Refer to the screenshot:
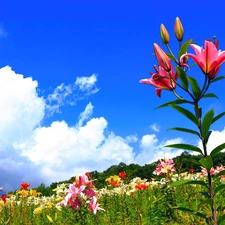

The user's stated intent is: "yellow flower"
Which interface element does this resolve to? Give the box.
[33,207,42,214]
[30,189,41,197]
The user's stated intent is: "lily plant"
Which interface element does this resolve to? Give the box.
[140,17,225,225]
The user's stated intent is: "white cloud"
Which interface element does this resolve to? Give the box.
[75,74,98,91]
[46,74,99,115]
[0,66,45,145]
[135,135,184,165]
[150,123,160,132]
[19,117,135,183]
[125,134,138,143]
[0,66,45,190]
[76,102,94,127]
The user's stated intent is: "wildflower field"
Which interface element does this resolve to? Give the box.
[2,15,225,225]
[1,158,225,225]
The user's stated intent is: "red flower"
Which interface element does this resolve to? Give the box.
[135,183,149,190]
[1,194,8,203]
[108,181,120,187]
[20,182,30,190]
[119,171,126,179]
[85,172,92,178]
[189,168,195,173]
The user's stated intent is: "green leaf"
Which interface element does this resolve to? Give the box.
[218,214,225,225]
[178,39,193,58]
[168,127,200,137]
[201,109,214,140]
[210,76,225,84]
[202,93,218,99]
[183,158,200,166]
[166,53,177,62]
[165,143,203,155]
[187,76,201,99]
[198,198,213,208]
[214,184,225,196]
[205,130,212,145]
[155,99,190,110]
[170,105,198,125]
[176,67,188,89]
[172,206,207,219]
[212,112,225,125]
[210,143,225,157]
[199,156,213,171]
[168,179,207,188]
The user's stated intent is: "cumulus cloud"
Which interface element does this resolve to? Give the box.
[0,66,45,190]
[19,117,135,183]
[135,135,184,165]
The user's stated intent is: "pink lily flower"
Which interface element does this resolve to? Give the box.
[140,65,177,97]
[180,40,225,79]
[89,196,105,215]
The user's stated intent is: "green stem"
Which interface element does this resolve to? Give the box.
[166,44,179,65]
[193,100,217,224]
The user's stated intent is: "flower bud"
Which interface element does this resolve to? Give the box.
[174,17,184,41]
[160,24,170,44]
[153,43,171,72]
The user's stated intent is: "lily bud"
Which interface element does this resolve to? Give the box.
[160,24,170,44]
[153,43,171,72]
[174,17,184,41]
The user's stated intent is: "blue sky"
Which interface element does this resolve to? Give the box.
[1,0,225,191]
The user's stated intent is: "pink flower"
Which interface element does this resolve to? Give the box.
[71,198,81,211]
[180,40,225,79]
[201,167,216,175]
[153,157,176,175]
[215,165,225,173]
[60,184,85,207]
[140,65,177,97]
[84,189,96,198]
[201,166,225,176]
[76,175,94,188]
[89,196,105,215]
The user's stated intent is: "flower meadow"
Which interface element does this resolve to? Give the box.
[1,158,225,225]
[2,17,225,224]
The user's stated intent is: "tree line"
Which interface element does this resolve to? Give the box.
[35,151,225,196]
